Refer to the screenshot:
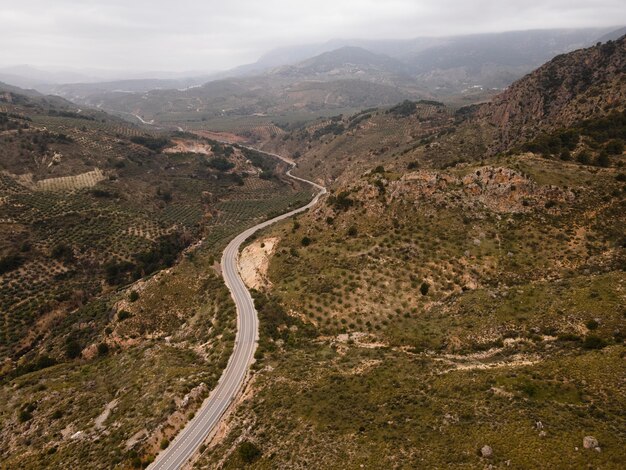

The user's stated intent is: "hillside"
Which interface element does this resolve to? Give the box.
[0,85,315,468]
[257,36,626,186]
[191,31,626,470]
[479,35,626,153]
[32,28,621,139]
[271,46,415,86]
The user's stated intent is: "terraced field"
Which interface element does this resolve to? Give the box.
[197,153,626,470]
[0,88,318,468]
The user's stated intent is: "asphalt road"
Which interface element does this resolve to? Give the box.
[148,154,325,470]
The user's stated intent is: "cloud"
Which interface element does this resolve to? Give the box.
[0,0,624,72]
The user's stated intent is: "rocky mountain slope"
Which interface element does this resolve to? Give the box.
[479,35,626,153]
[192,30,625,470]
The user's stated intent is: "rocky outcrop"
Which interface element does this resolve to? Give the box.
[478,35,626,153]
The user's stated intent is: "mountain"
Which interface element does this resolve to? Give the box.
[260,34,626,183]
[270,46,414,84]
[32,27,620,136]
[478,34,626,152]
[195,30,626,470]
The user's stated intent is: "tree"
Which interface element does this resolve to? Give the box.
[420,282,430,296]
[65,339,81,359]
[301,236,312,247]
[238,441,262,464]
[596,151,610,167]
[577,150,591,165]
[97,343,109,356]
[605,139,624,155]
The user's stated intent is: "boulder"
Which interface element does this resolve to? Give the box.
[481,445,493,458]
[583,436,598,449]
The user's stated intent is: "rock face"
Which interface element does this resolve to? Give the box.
[478,35,626,153]
[583,436,599,449]
[480,445,493,458]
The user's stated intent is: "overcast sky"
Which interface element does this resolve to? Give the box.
[0,0,625,73]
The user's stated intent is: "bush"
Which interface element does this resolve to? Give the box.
[420,282,430,296]
[577,151,591,165]
[130,135,170,152]
[51,243,74,263]
[347,226,358,237]
[585,319,599,330]
[0,253,23,274]
[65,339,81,359]
[129,290,140,302]
[582,335,607,350]
[328,191,354,211]
[301,236,312,247]
[97,342,109,356]
[596,151,610,167]
[207,156,234,172]
[118,310,132,321]
[238,441,262,464]
[388,100,417,117]
[18,409,33,423]
[605,139,624,155]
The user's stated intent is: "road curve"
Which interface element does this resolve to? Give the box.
[148,153,326,470]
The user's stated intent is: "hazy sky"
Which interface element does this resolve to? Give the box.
[0,0,624,73]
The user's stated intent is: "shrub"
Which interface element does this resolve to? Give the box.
[585,319,599,330]
[0,253,23,274]
[129,290,139,302]
[596,151,610,167]
[207,156,234,172]
[347,226,358,237]
[118,310,132,321]
[130,136,170,152]
[605,139,624,155]
[51,243,74,263]
[577,151,591,165]
[420,282,430,296]
[238,441,262,464]
[328,191,354,211]
[18,409,33,423]
[301,237,312,247]
[582,335,607,350]
[388,100,417,117]
[65,339,81,359]
[160,438,170,450]
[97,343,109,356]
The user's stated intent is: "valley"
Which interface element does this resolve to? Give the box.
[0,17,624,470]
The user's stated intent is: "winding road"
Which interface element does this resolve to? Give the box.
[148,152,326,470]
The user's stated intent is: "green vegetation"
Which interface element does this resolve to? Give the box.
[0,88,318,468]
[207,156,235,171]
[130,135,170,152]
[198,151,625,469]
[521,110,626,165]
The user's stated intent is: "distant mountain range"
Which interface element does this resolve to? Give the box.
[2,26,623,126]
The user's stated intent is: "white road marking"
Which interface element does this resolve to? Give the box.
[148,149,325,470]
